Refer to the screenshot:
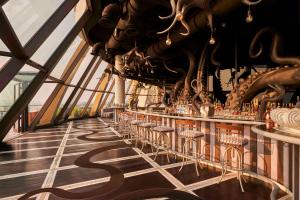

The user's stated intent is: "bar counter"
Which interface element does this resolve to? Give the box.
[126,110,298,199]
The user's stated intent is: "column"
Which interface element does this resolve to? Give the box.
[114,55,125,106]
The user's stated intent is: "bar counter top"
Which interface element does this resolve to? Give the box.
[126,110,265,125]
[252,125,300,145]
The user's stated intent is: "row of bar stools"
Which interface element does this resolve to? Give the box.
[177,120,205,176]
[216,123,248,192]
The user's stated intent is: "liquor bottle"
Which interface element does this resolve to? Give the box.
[264,105,274,129]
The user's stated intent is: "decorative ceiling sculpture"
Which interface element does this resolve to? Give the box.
[226,28,300,119]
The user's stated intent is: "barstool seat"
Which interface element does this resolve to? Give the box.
[153,126,174,132]
[139,122,157,128]
[178,130,204,138]
[130,120,144,125]
[220,135,248,146]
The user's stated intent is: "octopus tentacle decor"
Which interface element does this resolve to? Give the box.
[257,83,285,120]
[157,0,212,36]
[191,43,209,114]
[225,67,300,113]
[182,49,196,100]
[249,27,300,66]
[226,28,300,113]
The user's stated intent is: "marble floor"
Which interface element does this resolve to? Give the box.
[0,118,288,200]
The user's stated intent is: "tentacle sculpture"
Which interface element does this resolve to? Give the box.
[182,49,196,100]
[257,83,285,120]
[191,43,209,114]
[157,0,211,36]
[249,27,300,66]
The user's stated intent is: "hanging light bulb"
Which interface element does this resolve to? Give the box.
[138,72,141,77]
[209,34,215,45]
[246,6,253,23]
[151,69,154,74]
[165,32,172,46]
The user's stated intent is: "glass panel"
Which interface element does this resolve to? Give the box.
[3,0,65,45]
[50,36,82,78]
[86,61,108,89]
[0,39,9,52]
[31,9,77,65]
[28,83,57,124]
[0,56,11,71]
[70,50,93,85]
[70,90,92,118]
[0,65,38,120]
[58,86,75,110]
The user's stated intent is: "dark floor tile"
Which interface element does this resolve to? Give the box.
[194,176,287,200]
[150,153,182,166]
[49,171,173,200]
[166,163,222,185]
[63,141,125,154]
[14,135,64,142]
[0,173,46,198]
[60,147,138,167]
[1,140,62,151]
[0,157,53,176]
[54,157,152,187]
[0,148,58,162]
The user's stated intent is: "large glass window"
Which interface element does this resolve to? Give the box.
[70,90,92,118]
[2,0,65,45]
[50,36,82,79]
[30,8,78,65]
[70,49,93,85]
[0,56,10,71]
[0,39,9,52]
[28,82,57,124]
[0,65,38,120]
[86,61,108,90]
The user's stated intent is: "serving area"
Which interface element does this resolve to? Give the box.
[121,109,298,199]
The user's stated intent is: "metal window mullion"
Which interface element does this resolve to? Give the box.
[54,55,97,122]
[0,0,80,93]
[0,11,91,141]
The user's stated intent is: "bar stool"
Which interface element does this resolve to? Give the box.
[177,120,205,176]
[129,114,146,147]
[118,112,133,139]
[151,116,174,163]
[138,115,158,152]
[216,123,248,192]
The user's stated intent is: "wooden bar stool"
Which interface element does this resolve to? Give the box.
[216,123,248,192]
[177,120,204,176]
[151,116,174,162]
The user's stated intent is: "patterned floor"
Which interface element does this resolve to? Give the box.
[0,118,287,200]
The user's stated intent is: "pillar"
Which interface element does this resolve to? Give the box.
[114,55,125,106]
